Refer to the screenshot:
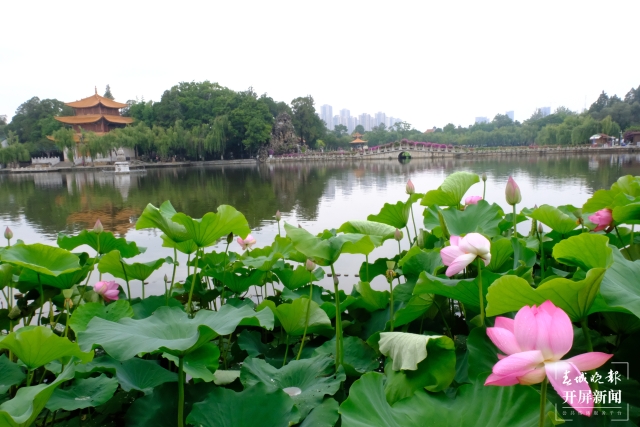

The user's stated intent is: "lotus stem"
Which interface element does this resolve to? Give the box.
[477,258,485,327]
[330,264,343,370]
[389,279,395,331]
[296,277,313,360]
[282,334,290,367]
[120,261,132,303]
[614,226,634,261]
[177,356,185,427]
[141,280,145,299]
[432,298,452,339]
[186,248,201,316]
[512,204,517,238]
[410,204,418,241]
[539,377,548,427]
[37,273,44,327]
[482,180,486,201]
[167,248,178,305]
[405,226,412,246]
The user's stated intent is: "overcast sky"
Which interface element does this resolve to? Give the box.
[2,0,638,130]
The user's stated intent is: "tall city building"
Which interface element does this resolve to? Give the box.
[320,104,333,130]
[475,117,489,124]
[333,115,341,129]
[359,113,374,131]
[375,112,386,128]
[540,107,551,117]
[506,111,514,121]
[388,117,401,128]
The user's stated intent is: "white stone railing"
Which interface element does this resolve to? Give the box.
[31,157,60,166]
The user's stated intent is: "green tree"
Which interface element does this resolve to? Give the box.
[291,96,325,147]
[333,124,347,138]
[104,85,114,100]
[6,97,72,144]
[354,124,365,134]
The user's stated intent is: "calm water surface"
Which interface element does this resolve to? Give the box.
[2,152,639,295]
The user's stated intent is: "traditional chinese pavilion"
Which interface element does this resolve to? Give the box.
[350,132,368,148]
[54,87,133,135]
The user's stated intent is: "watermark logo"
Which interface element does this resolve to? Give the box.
[555,362,629,422]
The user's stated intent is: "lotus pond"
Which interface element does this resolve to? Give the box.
[1,169,640,427]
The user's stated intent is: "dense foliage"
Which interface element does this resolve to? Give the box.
[1,173,639,426]
[2,83,639,165]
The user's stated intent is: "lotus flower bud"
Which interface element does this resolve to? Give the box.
[4,227,13,240]
[482,172,487,182]
[93,219,103,234]
[305,259,316,272]
[8,306,21,320]
[417,229,425,248]
[394,229,403,241]
[333,275,339,286]
[226,232,234,244]
[505,176,522,206]
[164,274,169,283]
[275,210,281,221]
[406,179,415,195]
[588,209,613,232]
[538,223,543,234]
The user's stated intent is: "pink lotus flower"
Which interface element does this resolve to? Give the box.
[4,227,13,240]
[505,176,521,205]
[406,179,415,195]
[588,209,613,232]
[93,219,104,234]
[465,196,483,205]
[485,301,612,416]
[93,281,119,302]
[237,234,256,250]
[440,233,491,276]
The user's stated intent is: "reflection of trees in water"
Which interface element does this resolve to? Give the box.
[1,154,639,238]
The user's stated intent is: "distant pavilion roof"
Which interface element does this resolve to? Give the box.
[55,115,134,125]
[65,93,128,109]
[350,132,367,144]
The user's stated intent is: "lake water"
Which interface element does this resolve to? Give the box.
[2,152,639,296]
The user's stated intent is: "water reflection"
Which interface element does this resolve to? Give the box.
[1,153,639,294]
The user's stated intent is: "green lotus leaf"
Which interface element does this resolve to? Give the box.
[367,201,411,230]
[163,342,219,382]
[0,363,74,427]
[78,304,272,360]
[485,238,514,272]
[391,293,434,328]
[611,175,640,197]
[466,327,502,381]
[272,264,323,290]
[599,247,640,318]
[240,355,345,419]
[57,230,143,258]
[420,171,480,207]
[171,205,250,247]
[135,201,190,242]
[414,270,500,310]
[313,336,379,376]
[132,295,184,319]
[299,398,339,427]
[1,243,81,277]
[338,220,396,242]
[46,374,118,411]
[378,332,452,371]
[77,355,177,394]
[485,268,607,321]
[274,298,332,336]
[285,224,376,265]
[398,246,443,277]
[0,263,14,290]
[206,268,267,294]
[18,264,92,290]
[160,233,198,255]
[339,372,547,427]
[383,337,455,404]
[350,281,389,312]
[0,355,26,394]
[583,188,617,213]
[186,383,296,427]
[528,204,577,235]
[98,250,168,282]
[441,200,504,237]
[240,236,298,271]
[69,300,134,333]
[0,326,93,370]
[551,233,613,271]
[359,256,395,282]
[237,330,270,357]
[213,370,240,385]
[613,201,640,225]
[125,382,215,427]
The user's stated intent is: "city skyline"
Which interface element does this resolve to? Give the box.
[319,104,402,133]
